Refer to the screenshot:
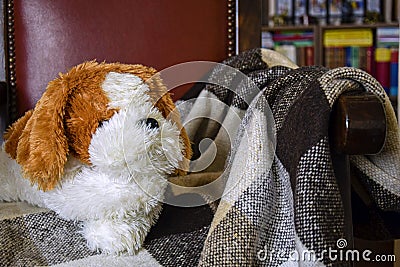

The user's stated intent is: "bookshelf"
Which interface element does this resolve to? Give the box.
[261,25,320,64]
[237,0,399,116]
[261,23,399,114]
[261,23,399,66]
[316,23,399,67]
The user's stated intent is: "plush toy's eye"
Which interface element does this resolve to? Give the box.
[144,118,159,129]
[98,120,108,128]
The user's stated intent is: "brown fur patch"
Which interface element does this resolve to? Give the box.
[3,109,33,159]
[4,61,192,190]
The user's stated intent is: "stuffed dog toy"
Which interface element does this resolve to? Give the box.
[0,61,192,254]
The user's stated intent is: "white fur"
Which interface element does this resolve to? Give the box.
[0,72,184,255]
[102,72,151,110]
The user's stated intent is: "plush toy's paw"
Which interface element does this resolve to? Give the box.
[82,219,146,255]
[81,206,161,255]
[0,148,46,206]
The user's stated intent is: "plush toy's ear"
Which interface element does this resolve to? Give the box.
[146,74,192,175]
[9,76,72,191]
[3,109,33,159]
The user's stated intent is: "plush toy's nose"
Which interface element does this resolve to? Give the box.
[145,118,159,129]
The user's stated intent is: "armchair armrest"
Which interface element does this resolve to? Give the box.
[329,91,389,263]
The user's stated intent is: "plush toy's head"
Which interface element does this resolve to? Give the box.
[3,61,192,191]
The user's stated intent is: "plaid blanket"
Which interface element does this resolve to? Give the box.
[1,48,399,266]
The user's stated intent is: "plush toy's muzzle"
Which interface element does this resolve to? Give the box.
[88,86,184,182]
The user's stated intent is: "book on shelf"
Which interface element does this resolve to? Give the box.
[324,47,346,68]
[375,27,399,98]
[305,46,314,66]
[375,47,391,93]
[390,48,398,97]
[376,27,400,47]
[372,47,399,109]
[328,0,342,24]
[328,0,342,16]
[366,0,381,13]
[294,46,315,66]
[261,31,274,49]
[267,0,398,26]
[351,0,365,17]
[345,46,360,68]
[268,44,315,66]
[323,28,374,73]
[338,46,373,72]
[309,0,327,24]
[323,28,374,47]
[261,29,315,66]
[323,27,399,98]
[272,30,314,41]
[276,0,292,16]
[275,45,297,63]
[294,0,307,23]
[365,46,375,75]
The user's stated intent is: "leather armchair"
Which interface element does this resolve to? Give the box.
[0,0,235,130]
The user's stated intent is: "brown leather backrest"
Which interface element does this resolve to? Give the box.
[13,0,230,116]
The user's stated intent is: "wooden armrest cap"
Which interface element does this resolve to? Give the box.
[330,92,386,155]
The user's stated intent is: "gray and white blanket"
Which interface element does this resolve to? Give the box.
[1,48,399,266]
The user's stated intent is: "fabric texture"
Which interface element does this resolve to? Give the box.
[1,48,399,266]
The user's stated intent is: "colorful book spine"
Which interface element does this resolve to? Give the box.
[276,0,293,22]
[305,46,314,66]
[365,47,375,75]
[294,0,306,23]
[324,47,347,68]
[375,47,392,94]
[352,0,365,17]
[268,30,315,66]
[345,47,360,68]
[352,46,360,68]
[376,27,400,47]
[273,31,314,41]
[345,47,352,67]
[390,49,399,97]
[324,47,334,68]
[261,31,274,49]
[324,29,373,47]
[359,47,368,72]
[328,0,342,21]
[308,0,327,22]
[296,46,305,66]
